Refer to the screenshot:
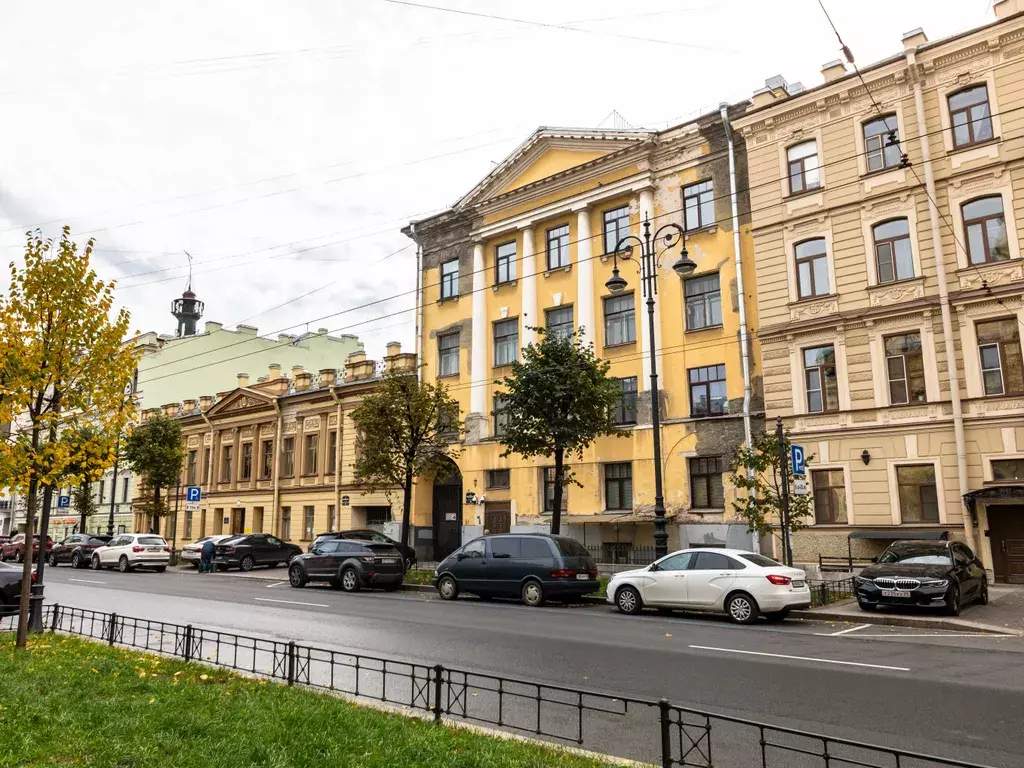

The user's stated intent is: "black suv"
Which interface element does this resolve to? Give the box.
[433,534,598,606]
[288,539,404,592]
[213,534,303,571]
[310,529,416,568]
[48,534,111,569]
[855,540,988,616]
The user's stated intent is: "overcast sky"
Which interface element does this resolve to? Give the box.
[0,0,989,371]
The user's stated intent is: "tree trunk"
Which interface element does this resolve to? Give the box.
[152,484,160,534]
[17,476,38,648]
[551,447,564,535]
[79,483,88,533]
[400,464,414,562]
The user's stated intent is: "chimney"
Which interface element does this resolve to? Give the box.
[236,324,257,336]
[385,341,402,358]
[183,399,197,414]
[161,402,179,418]
[902,27,928,51]
[821,60,846,83]
[142,407,160,422]
[994,0,1020,19]
[295,371,312,391]
[268,363,281,380]
[237,372,249,388]
[319,368,337,386]
[216,390,233,401]
[346,350,375,381]
[205,321,223,333]
[199,396,214,412]
[291,365,304,380]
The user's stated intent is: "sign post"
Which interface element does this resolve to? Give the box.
[776,417,795,567]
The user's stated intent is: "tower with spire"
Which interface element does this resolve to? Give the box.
[170,251,204,336]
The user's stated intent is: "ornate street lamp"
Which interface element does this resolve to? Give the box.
[605,214,695,559]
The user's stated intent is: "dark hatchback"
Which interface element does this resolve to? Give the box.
[433,534,599,607]
[213,534,303,571]
[0,562,30,616]
[309,529,416,568]
[289,539,405,592]
[856,540,988,616]
[48,534,112,568]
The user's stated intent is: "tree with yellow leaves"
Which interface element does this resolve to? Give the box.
[0,228,137,648]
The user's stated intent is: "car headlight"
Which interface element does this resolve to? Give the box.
[919,579,948,590]
[855,576,874,585]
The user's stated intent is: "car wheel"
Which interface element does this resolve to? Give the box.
[286,552,298,564]
[71,552,82,569]
[857,599,875,612]
[764,610,790,623]
[340,567,360,593]
[945,584,962,617]
[216,564,229,572]
[726,592,759,624]
[48,552,58,568]
[288,565,307,588]
[91,555,102,571]
[154,566,166,573]
[978,579,989,606]
[615,585,643,616]
[239,555,255,572]
[118,555,132,574]
[382,582,401,593]
[15,550,23,563]
[267,562,278,569]
[521,579,545,607]
[437,574,458,600]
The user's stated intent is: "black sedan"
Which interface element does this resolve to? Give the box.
[48,534,112,569]
[213,534,302,571]
[855,540,988,616]
[1,562,29,617]
[309,529,416,568]
[289,540,404,592]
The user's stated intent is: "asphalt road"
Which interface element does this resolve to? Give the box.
[37,565,1024,767]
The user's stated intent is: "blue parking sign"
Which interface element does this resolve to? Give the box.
[790,445,806,477]
[186,486,202,503]
[57,495,71,509]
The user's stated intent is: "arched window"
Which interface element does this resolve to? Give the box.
[794,238,828,299]
[949,85,994,149]
[962,196,1009,264]
[872,218,914,283]
[863,115,900,172]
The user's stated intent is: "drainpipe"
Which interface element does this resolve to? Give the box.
[906,49,975,552]
[409,222,424,382]
[329,386,342,527]
[271,401,283,538]
[200,413,215,537]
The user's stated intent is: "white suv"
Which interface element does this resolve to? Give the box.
[92,534,170,573]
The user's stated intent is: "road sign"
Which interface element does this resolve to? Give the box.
[57,495,71,509]
[185,486,201,503]
[793,477,808,495]
[790,444,806,477]
[184,501,200,512]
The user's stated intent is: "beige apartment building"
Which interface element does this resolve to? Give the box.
[734,1,1024,581]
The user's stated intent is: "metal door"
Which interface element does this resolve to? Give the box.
[989,505,1024,583]
[432,463,463,561]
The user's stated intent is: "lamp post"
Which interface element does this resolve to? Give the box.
[605,214,696,560]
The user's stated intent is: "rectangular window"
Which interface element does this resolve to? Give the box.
[187,450,198,486]
[603,294,635,346]
[949,85,993,149]
[486,469,510,489]
[863,115,901,172]
[203,447,211,484]
[122,476,129,502]
[690,457,724,508]
[684,274,722,330]
[612,376,638,425]
[978,318,1024,395]
[440,259,459,299]
[221,445,233,482]
[260,440,274,479]
[683,180,715,231]
[304,434,319,475]
[873,219,915,283]
[545,306,574,340]
[992,460,1024,482]
[604,463,633,511]
[184,509,193,539]
[803,345,838,413]
[546,224,570,269]
[282,437,295,477]
[603,206,630,254]
[885,333,926,405]
[543,467,568,512]
[897,465,939,523]
[366,506,392,526]
[795,239,829,299]
[438,331,460,376]
[495,241,517,285]
[492,395,509,438]
[241,443,253,481]
[963,196,1009,265]
[303,506,315,539]
[812,469,847,524]
[327,431,337,474]
[280,507,291,541]
[688,364,727,417]
[493,319,518,367]
[787,140,820,194]
[327,504,337,531]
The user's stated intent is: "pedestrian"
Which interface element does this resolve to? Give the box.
[200,537,215,574]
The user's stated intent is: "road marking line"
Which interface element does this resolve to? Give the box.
[68,578,106,585]
[254,597,328,608]
[265,581,290,588]
[688,644,911,672]
[852,633,1009,638]
[816,623,871,637]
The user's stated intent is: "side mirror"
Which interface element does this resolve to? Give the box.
[648,562,659,572]
[456,552,467,561]
[870,556,879,564]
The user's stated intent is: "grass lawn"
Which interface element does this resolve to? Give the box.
[0,634,616,768]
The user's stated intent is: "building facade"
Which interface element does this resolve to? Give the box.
[161,345,413,549]
[405,112,761,562]
[734,1,1024,580]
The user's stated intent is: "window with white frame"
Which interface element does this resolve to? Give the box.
[885,332,926,405]
[787,141,821,194]
[683,180,714,231]
[603,294,635,345]
[962,196,1009,265]
[794,238,829,299]
[863,115,901,172]
[495,241,517,285]
[873,219,915,283]
[803,345,838,413]
[977,318,1024,396]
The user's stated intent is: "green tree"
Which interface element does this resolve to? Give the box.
[122,413,184,534]
[62,423,115,533]
[0,228,136,647]
[71,482,98,532]
[351,367,461,555]
[730,428,815,562]
[498,328,623,535]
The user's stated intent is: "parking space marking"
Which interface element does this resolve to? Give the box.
[815,623,871,637]
[265,581,290,588]
[254,597,329,608]
[68,578,106,585]
[688,644,911,672]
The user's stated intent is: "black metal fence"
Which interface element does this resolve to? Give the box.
[1,604,995,768]
[585,544,657,565]
[807,577,857,607]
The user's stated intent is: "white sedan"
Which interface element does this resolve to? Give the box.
[181,534,235,566]
[607,548,811,624]
[92,534,170,573]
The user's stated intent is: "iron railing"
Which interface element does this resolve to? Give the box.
[585,544,657,565]
[0,604,996,768]
[819,553,875,572]
[807,577,857,607]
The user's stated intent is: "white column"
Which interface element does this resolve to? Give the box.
[575,206,595,345]
[520,225,538,347]
[470,242,487,417]
[638,190,662,388]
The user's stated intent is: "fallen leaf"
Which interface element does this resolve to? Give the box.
[148,698,156,704]
[200,674,209,681]
[665,633,672,637]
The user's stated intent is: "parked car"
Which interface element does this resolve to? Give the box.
[855,540,988,616]
[181,534,235,567]
[48,534,112,569]
[0,562,32,616]
[213,533,302,571]
[608,549,810,624]
[1,534,54,563]
[434,534,599,607]
[91,533,170,573]
[289,539,405,592]
[310,529,417,568]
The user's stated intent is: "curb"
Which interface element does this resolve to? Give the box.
[789,607,1023,636]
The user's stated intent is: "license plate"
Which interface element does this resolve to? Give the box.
[381,558,398,564]
[576,573,590,580]
[147,547,161,552]
[792,580,805,588]
[881,589,911,598]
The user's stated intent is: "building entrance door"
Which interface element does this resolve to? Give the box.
[230,508,246,535]
[483,501,511,534]
[988,505,1024,584]
[432,459,462,561]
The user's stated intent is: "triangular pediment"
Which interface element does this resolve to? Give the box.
[206,387,276,417]
[456,128,651,209]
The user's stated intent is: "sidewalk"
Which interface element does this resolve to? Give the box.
[792,585,1024,635]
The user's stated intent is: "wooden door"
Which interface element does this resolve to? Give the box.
[484,502,511,535]
[988,505,1024,584]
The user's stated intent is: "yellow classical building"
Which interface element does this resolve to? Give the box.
[404,110,760,563]
[733,1,1024,580]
